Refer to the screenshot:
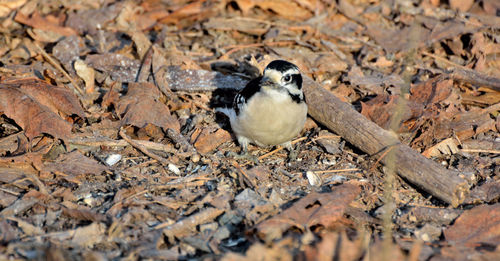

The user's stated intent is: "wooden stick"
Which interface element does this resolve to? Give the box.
[119,128,172,167]
[422,51,500,91]
[33,42,84,96]
[302,77,469,207]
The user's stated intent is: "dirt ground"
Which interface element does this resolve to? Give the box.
[0,0,499,260]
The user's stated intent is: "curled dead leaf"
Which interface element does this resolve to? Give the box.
[422,138,460,158]
[0,78,84,140]
[444,203,500,247]
[74,59,95,94]
[116,82,180,132]
[256,183,360,242]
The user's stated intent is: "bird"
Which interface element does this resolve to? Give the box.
[217,60,308,156]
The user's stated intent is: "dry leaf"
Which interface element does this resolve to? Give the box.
[449,0,474,12]
[43,151,109,185]
[193,127,232,154]
[0,78,85,140]
[85,53,140,82]
[422,137,460,158]
[0,0,27,17]
[116,82,180,132]
[74,59,95,94]
[71,222,106,248]
[444,203,500,247]
[235,0,311,20]
[360,95,423,131]
[256,183,360,241]
[14,11,76,36]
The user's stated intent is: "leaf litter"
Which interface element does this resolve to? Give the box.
[0,0,499,260]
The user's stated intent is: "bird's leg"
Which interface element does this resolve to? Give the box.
[282,141,299,161]
[226,136,259,163]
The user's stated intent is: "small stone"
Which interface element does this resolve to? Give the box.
[306,171,322,187]
[168,164,181,175]
[105,154,122,166]
[191,153,200,163]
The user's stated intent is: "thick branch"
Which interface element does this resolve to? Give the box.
[303,77,469,207]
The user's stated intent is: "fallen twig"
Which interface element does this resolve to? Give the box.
[302,76,469,207]
[422,51,500,91]
[119,128,172,167]
[33,42,84,96]
[165,128,199,157]
[157,207,225,242]
[69,136,178,154]
[461,149,500,154]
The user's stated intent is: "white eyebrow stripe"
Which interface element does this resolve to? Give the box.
[264,68,300,77]
[283,68,300,75]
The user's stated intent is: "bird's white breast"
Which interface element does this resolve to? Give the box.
[230,89,307,146]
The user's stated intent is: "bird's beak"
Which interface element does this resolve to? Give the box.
[261,76,277,88]
[261,76,273,86]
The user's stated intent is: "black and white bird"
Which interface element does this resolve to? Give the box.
[218,60,308,154]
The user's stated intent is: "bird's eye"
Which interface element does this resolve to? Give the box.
[283,75,292,83]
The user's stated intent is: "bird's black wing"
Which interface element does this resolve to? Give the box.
[233,76,262,115]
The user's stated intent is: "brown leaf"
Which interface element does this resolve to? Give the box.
[221,243,293,261]
[304,231,364,261]
[0,220,18,244]
[444,203,500,247]
[161,207,224,242]
[483,0,500,15]
[256,183,360,241]
[235,0,312,20]
[158,0,222,26]
[0,190,17,208]
[347,66,404,95]
[14,11,76,36]
[62,207,107,223]
[1,77,85,118]
[449,0,474,13]
[193,127,232,154]
[0,77,85,140]
[43,151,108,185]
[435,106,497,141]
[65,3,122,35]
[0,0,26,18]
[313,53,348,74]
[366,23,430,53]
[204,17,270,36]
[465,180,500,204]
[428,20,479,44]
[71,222,105,248]
[360,95,423,131]
[74,60,95,94]
[116,82,180,132]
[7,217,44,236]
[410,78,453,105]
[422,138,459,158]
[437,245,500,261]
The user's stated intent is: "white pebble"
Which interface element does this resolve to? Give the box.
[168,164,181,175]
[105,154,122,166]
[306,171,322,187]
